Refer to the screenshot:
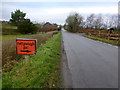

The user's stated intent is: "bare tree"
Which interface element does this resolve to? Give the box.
[85,14,95,29]
[66,12,83,32]
[93,14,103,29]
[103,14,118,29]
[110,15,118,29]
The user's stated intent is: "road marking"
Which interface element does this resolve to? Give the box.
[113,46,118,48]
[96,40,118,48]
[102,42,107,45]
[107,44,113,46]
[84,36,118,49]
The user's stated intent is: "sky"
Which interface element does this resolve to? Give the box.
[1,0,119,25]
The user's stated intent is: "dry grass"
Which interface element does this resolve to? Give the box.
[2,31,58,72]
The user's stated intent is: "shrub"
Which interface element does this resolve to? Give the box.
[10,9,26,26]
[18,19,38,34]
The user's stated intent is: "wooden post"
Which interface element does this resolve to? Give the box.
[24,55,30,65]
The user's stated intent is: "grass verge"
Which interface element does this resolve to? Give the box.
[84,35,119,45]
[2,32,61,88]
[0,76,2,90]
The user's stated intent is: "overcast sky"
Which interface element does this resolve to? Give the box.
[1,0,119,25]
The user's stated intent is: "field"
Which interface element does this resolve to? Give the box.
[1,25,47,41]
[1,25,19,35]
[2,32,61,88]
[2,34,31,41]
[0,26,17,29]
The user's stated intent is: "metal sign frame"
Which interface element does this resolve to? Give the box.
[16,38,37,55]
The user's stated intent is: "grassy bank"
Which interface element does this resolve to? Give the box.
[2,32,61,88]
[84,35,119,45]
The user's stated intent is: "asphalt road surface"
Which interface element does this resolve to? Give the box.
[62,29,118,88]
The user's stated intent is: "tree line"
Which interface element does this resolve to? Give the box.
[8,9,60,34]
[64,12,118,32]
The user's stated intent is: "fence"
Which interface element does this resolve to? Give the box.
[85,29,119,40]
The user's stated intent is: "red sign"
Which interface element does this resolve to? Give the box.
[16,38,37,55]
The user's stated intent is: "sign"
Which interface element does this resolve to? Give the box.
[16,38,37,55]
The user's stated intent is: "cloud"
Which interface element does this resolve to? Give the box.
[1,3,118,24]
[2,0,119,2]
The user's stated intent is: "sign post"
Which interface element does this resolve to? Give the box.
[24,55,30,64]
[16,38,37,64]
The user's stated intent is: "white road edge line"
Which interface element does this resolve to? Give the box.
[113,46,118,48]
[96,41,118,48]
[84,35,118,48]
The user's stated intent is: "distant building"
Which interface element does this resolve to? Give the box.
[41,22,57,32]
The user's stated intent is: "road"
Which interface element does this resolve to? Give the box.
[62,29,118,88]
